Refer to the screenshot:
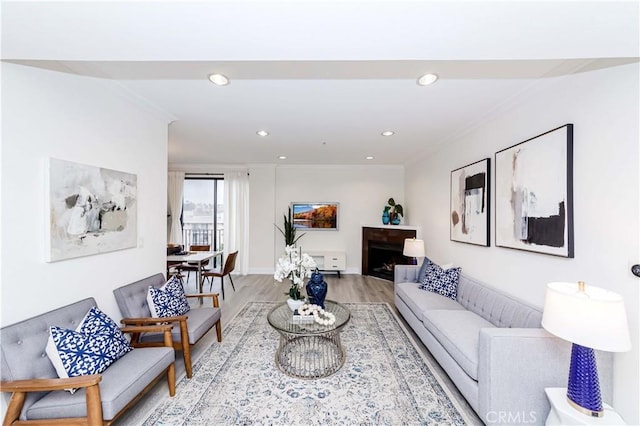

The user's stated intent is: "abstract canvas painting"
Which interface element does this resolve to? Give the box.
[450,158,490,246]
[46,158,137,262]
[495,124,573,257]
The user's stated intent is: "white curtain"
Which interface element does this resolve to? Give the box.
[167,171,185,245]
[224,171,250,275]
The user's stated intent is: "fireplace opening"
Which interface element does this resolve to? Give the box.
[368,243,407,281]
[361,227,417,281]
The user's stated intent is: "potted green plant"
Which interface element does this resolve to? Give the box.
[387,198,404,225]
[275,206,305,246]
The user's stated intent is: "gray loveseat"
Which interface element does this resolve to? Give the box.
[394,265,612,425]
[0,297,175,425]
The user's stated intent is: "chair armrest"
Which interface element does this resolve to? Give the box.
[1,375,102,393]
[121,324,172,334]
[1,375,104,425]
[185,293,220,307]
[121,324,174,347]
[477,327,571,423]
[120,315,188,325]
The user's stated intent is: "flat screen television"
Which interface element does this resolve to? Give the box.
[291,202,339,230]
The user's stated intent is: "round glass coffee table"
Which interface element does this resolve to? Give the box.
[267,300,351,379]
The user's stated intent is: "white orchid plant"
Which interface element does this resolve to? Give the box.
[274,245,317,300]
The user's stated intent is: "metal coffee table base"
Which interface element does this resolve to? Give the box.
[275,332,346,379]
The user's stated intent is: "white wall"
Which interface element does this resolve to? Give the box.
[405,63,640,423]
[0,63,170,326]
[166,163,404,275]
[263,165,405,273]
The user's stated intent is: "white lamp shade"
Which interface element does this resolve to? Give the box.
[403,238,425,258]
[541,282,631,352]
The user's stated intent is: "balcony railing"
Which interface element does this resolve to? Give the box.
[182,223,224,250]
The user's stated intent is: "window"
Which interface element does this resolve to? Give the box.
[182,176,224,251]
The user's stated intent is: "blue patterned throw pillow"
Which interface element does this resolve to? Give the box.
[147,276,190,318]
[418,262,461,300]
[78,306,133,357]
[45,307,133,392]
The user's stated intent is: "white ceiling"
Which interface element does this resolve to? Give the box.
[2,1,639,166]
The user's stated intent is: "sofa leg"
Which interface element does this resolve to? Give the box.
[216,320,222,342]
[167,363,176,397]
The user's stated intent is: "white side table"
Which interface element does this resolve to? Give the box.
[545,388,626,425]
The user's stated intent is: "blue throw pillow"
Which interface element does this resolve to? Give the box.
[78,306,133,357]
[147,276,191,318]
[417,257,432,282]
[418,262,461,300]
[45,307,133,392]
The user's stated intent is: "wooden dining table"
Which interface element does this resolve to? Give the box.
[167,250,224,293]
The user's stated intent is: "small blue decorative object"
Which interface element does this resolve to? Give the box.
[391,216,401,225]
[567,343,603,416]
[306,269,328,309]
[382,210,390,225]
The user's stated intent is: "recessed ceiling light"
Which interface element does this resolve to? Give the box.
[256,130,269,137]
[278,156,287,160]
[366,156,374,160]
[417,73,438,86]
[208,73,229,86]
[381,131,395,136]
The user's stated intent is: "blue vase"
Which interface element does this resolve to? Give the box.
[382,210,390,225]
[306,270,328,309]
[391,216,401,225]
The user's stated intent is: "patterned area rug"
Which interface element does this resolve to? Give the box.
[142,302,469,425]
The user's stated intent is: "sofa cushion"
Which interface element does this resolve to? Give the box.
[113,274,165,319]
[396,282,465,319]
[456,274,543,328]
[419,261,461,300]
[26,346,174,421]
[139,306,221,345]
[147,276,191,318]
[421,309,495,381]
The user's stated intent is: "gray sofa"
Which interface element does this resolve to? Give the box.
[394,265,612,425]
[0,297,175,425]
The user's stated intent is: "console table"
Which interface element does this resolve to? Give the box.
[308,251,346,278]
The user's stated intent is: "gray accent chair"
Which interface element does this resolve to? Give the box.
[0,297,175,426]
[394,265,613,425]
[113,273,222,378]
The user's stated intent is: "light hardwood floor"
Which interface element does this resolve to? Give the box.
[115,273,482,425]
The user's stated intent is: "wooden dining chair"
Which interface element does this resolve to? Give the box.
[176,244,210,284]
[201,251,238,299]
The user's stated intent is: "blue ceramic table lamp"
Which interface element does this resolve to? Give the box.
[542,281,631,418]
